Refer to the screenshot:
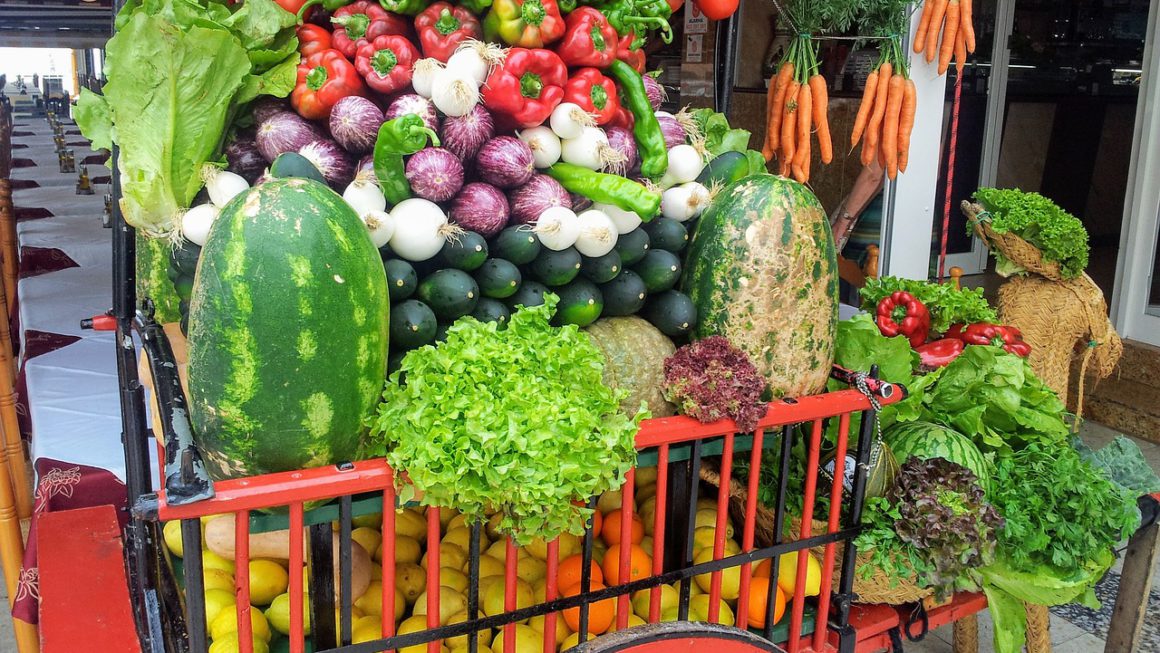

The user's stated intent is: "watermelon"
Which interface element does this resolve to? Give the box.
[884,421,993,493]
[682,174,837,398]
[585,317,676,418]
[187,178,390,480]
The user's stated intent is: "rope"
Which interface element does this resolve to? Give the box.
[938,74,964,282]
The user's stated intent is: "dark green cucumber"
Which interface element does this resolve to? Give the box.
[633,249,682,293]
[600,270,648,317]
[384,258,418,303]
[642,218,689,253]
[530,246,582,286]
[441,232,489,271]
[641,290,697,337]
[506,280,550,310]
[490,226,541,265]
[390,299,438,350]
[580,250,623,283]
[696,151,750,188]
[614,228,650,266]
[416,269,479,321]
[474,258,522,299]
[471,297,511,325]
[553,278,604,327]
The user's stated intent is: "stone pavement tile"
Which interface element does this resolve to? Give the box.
[1054,632,1110,653]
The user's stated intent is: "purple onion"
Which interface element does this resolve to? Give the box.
[256,112,325,163]
[604,127,638,174]
[643,74,667,111]
[298,139,355,188]
[475,136,534,189]
[251,97,289,125]
[356,154,375,178]
[656,112,686,149]
[442,105,494,161]
[224,136,266,184]
[449,183,509,238]
[508,175,571,225]
[385,94,439,133]
[329,96,384,155]
[570,193,593,212]
[405,148,464,203]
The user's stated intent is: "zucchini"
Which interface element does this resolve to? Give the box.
[599,269,647,317]
[490,226,541,265]
[580,250,623,283]
[384,258,418,303]
[416,269,479,321]
[440,232,489,271]
[633,249,682,293]
[696,151,750,188]
[530,246,582,286]
[390,300,438,350]
[474,258,522,299]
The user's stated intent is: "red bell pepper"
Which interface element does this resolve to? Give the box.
[414,2,482,62]
[331,0,412,58]
[291,49,366,120]
[556,7,619,68]
[616,31,647,73]
[564,68,621,125]
[915,338,965,368]
[355,35,420,94]
[482,47,567,129]
[958,324,1032,358]
[297,24,333,57]
[274,0,311,14]
[875,291,931,348]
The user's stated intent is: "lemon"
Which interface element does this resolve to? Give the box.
[391,536,422,565]
[204,588,237,629]
[396,563,427,604]
[371,562,382,581]
[693,510,734,538]
[631,585,677,620]
[248,560,290,606]
[485,513,505,541]
[352,512,383,529]
[483,578,532,620]
[398,615,450,653]
[692,547,742,598]
[596,489,623,515]
[608,614,646,632]
[470,555,505,579]
[209,605,272,643]
[516,555,546,584]
[445,611,493,650]
[527,614,571,646]
[413,586,467,625]
[421,542,467,571]
[163,521,185,558]
[351,528,383,559]
[483,540,508,560]
[688,595,734,626]
[635,467,658,488]
[775,551,821,597]
[355,581,407,621]
[488,624,542,653]
[395,510,427,541]
[203,568,235,593]
[439,567,468,593]
[264,593,310,636]
[351,615,383,645]
[203,550,237,575]
[208,632,269,653]
[443,526,484,553]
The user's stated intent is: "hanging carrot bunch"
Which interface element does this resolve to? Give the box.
[850,38,915,180]
[761,35,832,184]
[914,0,975,74]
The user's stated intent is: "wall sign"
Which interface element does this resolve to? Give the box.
[684,2,708,34]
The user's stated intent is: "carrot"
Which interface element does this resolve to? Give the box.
[882,74,905,180]
[850,70,879,149]
[913,2,931,54]
[898,79,917,173]
[765,62,794,160]
[793,83,812,171]
[798,131,811,184]
[862,63,891,166]
[954,19,967,73]
[938,0,961,74]
[924,0,948,63]
[809,74,832,164]
[961,0,976,52]
[780,80,800,167]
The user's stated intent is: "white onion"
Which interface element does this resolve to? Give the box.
[665,144,706,185]
[362,210,396,248]
[574,209,618,257]
[661,182,711,222]
[592,202,641,234]
[446,40,506,85]
[412,58,444,99]
[389,198,456,261]
[532,207,580,251]
[431,68,480,118]
[181,203,219,246]
[561,127,625,172]
[202,166,249,208]
[343,170,387,216]
[518,127,562,169]
[549,102,594,140]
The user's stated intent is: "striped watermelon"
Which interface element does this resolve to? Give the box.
[681,174,837,398]
[884,421,993,494]
[187,178,389,480]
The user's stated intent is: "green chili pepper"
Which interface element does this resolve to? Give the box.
[545,162,661,218]
[373,114,440,205]
[377,0,431,16]
[556,0,577,12]
[597,0,673,43]
[607,60,668,179]
[460,0,493,14]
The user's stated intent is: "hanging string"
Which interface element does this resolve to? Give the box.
[938,73,963,283]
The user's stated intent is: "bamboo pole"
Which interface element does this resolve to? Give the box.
[0,178,16,320]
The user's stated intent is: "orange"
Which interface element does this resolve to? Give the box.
[754,559,771,578]
[600,510,643,546]
[561,582,615,635]
[558,554,604,590]
[746,577,786,629]
[601,545,651,586]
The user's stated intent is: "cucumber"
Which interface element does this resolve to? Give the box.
[642,218,689,253]
[417,269,479,321]
[581,250,623,283]
[696,151,750,188]
[490,226,541,265]
[599,269,648,317]
[614,227,650,266]
[471,297,511,325]
[440,232,489,271]
[530,246,582,286]
[553,278,604,327]
[507,280,550,310]
[642,290,698,337]
[384,259,418,303]
[390,300,438,350]
[474,258,522,299]
[434,322,451,343]
[269,152,326,184]
[633,249,682,293]
[387,351,406,375]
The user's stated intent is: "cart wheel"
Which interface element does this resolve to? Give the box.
[568,621,780,652]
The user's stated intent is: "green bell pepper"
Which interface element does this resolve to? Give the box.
[373,114,440,205]
[607,60,668,179]
[544,162,661,218]
[377,0,432,16]
[596,0,673,43]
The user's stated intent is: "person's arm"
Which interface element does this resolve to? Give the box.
[831,159,885,250]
